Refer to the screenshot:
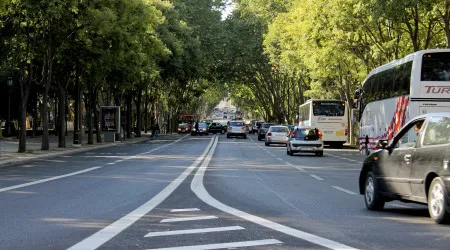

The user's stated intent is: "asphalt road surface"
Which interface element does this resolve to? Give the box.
[1,133,449,250]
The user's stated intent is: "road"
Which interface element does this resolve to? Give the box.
[1,133,449,250]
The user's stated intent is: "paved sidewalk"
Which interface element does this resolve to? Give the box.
[0,132,155,167]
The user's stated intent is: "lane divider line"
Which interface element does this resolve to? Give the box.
[160,216,217,223]
[191,136,358,250]
[309,174,324,181]
[144,226,245,237]
[67,136,217,250]
[0,167,103,193]
[146,239,283,250]
[332,186,357,195]
[170,208,200,213]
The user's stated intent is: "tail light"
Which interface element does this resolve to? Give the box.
[317,129,323,139]
[345,126,348,136]
[267,132,272,136]
[291,131,296,138]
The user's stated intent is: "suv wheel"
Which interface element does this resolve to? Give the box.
[428,177,450,224]
[364,172,385,211]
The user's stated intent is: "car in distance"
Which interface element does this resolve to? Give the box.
[258,123,276,141]
[287,126,324,156]
[208,122,226,134]
[265,126,289,146]
[249,120,264,134]
[191,122,208,136]
[227,120,247,139]
[359,113,450,224]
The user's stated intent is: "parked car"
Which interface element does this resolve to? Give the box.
[227,120,247,139]
[359,113,450,224]
[191,122,208,136]
[287,126,324,156]
[265,126,289,146]
[258,123,276,141]
[178,123,191,133]
[249,120,264,134]
[208,122,226,134]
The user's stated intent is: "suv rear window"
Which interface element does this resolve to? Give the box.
[230,121,244,126]
[272,127,289,132]
[295,128,319,141]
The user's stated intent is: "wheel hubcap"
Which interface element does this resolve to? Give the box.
[365,177,374,205]
[430,183,444,217]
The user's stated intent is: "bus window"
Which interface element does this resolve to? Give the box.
[421,52,450,81]
[312,101,345,116]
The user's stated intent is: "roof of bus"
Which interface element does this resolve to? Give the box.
[303,99,344,103]
[362,48,450,84]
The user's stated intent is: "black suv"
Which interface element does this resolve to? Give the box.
[208,122,226,134]
[258,123,276,141]
[359,113,450,224]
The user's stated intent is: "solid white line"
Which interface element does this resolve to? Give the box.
[310,174,324,181]
[191,138,358,250]
[147,239,282,250]
[276,158,283,161]
[332,186,357,195]
[107,162,115,165]
[295,166,305,172]
[68,136,216,250]
[144,226,244,237]
[170,208,201,213]
[160,216,217,223]
[0,167,103,193]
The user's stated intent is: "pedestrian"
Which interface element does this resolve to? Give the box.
[150,124,155,137]
[154,123,160,138]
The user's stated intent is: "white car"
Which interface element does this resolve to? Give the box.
[265,126,289,146]
[287,126,324,156]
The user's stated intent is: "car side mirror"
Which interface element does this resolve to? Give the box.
[376,140,389,149]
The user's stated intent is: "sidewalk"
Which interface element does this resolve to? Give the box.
[0,132,153,167]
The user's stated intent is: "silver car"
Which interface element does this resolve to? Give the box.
[265,126,289,146]
[226,120,247,139]
[287,126,324,156]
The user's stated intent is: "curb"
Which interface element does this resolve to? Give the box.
[0,136,152,168]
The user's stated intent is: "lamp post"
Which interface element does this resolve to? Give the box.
[6,76,13,136]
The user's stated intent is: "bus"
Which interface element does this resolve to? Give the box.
[354,49,450,154]
[299,99,348,148]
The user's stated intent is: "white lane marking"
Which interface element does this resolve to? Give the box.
[332,186,357,195]
[295,166,305,172]
[147,239,282,250]
[310,174,324,181]
[107,163,115,165]
[68,136,216,250]
[160,216,217,223]
[114,160,124,163]
[43,159,66,163]
[191,138,358,250]
[0,167,103,193]
[170,208,200,213]
[144,226,244,237]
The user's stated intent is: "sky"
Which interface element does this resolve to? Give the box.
[221,1,236,20]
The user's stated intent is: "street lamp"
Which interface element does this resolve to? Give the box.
[6,77,13,136]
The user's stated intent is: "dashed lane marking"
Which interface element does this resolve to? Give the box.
[144,226,245,237]
[332,186,357,195]
[160,216,218,223]
[310,174,324,181]
[146,239,283,250]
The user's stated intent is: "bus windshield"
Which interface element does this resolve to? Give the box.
[421,52,450,81]
[312,101,345,116]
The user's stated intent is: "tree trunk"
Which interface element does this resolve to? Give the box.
[87,101,94,144]
[126,92,132,139]
[32,92,38,138]
[135,91,142,137]
[144,89,149,134]
[58,86,66,148]
[73,63,81,145]
[95,104,101,143]
[41,86,50,150]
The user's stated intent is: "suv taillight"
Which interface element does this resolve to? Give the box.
[291,131,296,138]
[267,132,272,136]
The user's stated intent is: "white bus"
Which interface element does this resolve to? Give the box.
[355,49,450,154]
[299,99,348,148]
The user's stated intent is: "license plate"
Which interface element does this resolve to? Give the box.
[300,147,313,151]
[336,131,345,136]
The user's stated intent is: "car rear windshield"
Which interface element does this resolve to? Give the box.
[295,128,319,141]
[199,123,207,128]
[271,127,289,132]
[230,121,244,126]
[262,123,275,128]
